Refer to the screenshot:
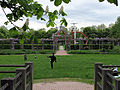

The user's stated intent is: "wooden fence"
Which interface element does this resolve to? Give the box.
[94,63,120,90]
[0,62,33,90]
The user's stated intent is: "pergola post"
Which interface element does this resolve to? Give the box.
[11,39,15,50]
[32,41,34,50]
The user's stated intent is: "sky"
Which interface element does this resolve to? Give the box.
[0,0,120,30]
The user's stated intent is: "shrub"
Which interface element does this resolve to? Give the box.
[68,50,101,54]
[0,49,55,55]
[70,44,113,50]
[106,46,120,54]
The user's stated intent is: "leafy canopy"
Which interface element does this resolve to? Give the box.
[0,0,118,30]
[99,0,118,6]
[0,0,71,29]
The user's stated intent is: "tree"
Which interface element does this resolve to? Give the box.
[9,28,19,38]
[46,28,58,38]
[97,24,106,30]
[83,26,98,38]
[110,17,120,38]
[0,26,9,38]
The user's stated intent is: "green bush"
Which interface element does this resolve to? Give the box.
[106,46,120,54]
[0,44,54,50]
[0,49,55,55]
[68,50,101,54]
[70,44,113,50]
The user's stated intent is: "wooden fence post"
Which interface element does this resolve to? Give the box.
[25,62,33,90]
[94,63,103,90]
[115,79,120,90]
[102,69,112,90]
[16,68,26,90]
[1,78,16,90]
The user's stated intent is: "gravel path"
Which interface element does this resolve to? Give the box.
[33,82,94,90]
[55,46,71,55]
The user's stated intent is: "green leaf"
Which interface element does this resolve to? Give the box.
[54,0,62,6]
[62,0,70,3]
[107,0,118,6]
[55,16,58,19]
[41,18,46,21]
[114,0,118,6]
[107,0,114,3]
[27,13,32,17]
[4,21,9,25]
[60,18,68,27]
[99,0,104,2]
[19,39,24,44]
[46,23,50,27]
[61,11,67,16]
[6,14,13,21]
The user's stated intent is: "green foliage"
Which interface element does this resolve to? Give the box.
[0,44,54,50]
[83,26,98,38]
[0,26,9,38]
[0,0,70,28]
[0,49,54,55]
[107,46,120,54]
[82,24,112,38]
[99,0,118,6]
[110,17,120,38]
[46,28,58,38]
[60,18,68,27]
[68,50,101,54]
[70,44,113,50]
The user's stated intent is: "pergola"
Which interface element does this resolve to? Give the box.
[0,38,120,50]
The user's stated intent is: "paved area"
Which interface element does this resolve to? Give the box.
[55,46,71,55]
[33,82,94,90]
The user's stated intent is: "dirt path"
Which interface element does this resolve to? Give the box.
[55,46,71,55]
[33,81,94,90]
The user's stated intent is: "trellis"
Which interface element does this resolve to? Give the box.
[0,38,120,51]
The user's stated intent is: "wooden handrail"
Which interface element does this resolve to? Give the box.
[95,63,120,90]
[0,62,33,90]
[0,71,16,73]
[0,83,9,90]
[103,65,120,68]
[0,65,25,67]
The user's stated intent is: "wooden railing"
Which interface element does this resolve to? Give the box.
[0,62,33,90]
[94,63,120,90]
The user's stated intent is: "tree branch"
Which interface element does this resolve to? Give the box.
[2,7,19,29]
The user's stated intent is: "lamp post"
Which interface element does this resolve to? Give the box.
[71,23,77,44]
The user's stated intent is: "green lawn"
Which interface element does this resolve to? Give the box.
[0,54,120,84]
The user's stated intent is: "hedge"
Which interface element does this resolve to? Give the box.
[70,44,113,50]
[67,50,101,54]
[0,49,55,55]
[0,44,53,50]
[68,46,120,54]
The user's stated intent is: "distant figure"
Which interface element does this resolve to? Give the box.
[24,54,27,61]
[48,53,56,69]
[35,56,37,60]
[112,67,118,76]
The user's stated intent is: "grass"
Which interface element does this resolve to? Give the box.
[0,54,120,84]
